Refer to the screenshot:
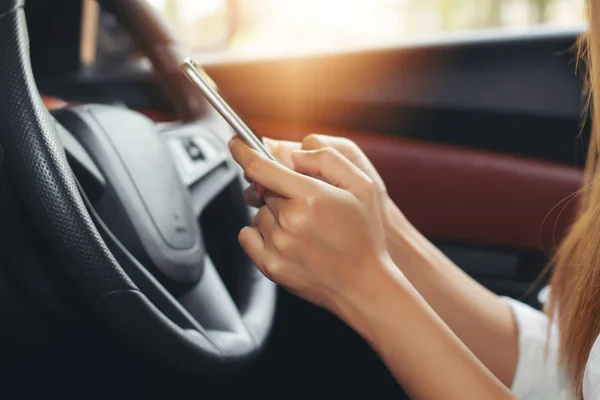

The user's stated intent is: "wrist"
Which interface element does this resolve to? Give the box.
[334,255,412,340]
[382,197,432,269]
[382,197,415,238]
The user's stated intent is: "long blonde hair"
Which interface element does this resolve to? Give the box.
[548,2,600,397]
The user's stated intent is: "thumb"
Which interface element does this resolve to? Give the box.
[263,137,300,169]
[291,148,371,195]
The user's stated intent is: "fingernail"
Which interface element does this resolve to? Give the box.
[251,189,263,206]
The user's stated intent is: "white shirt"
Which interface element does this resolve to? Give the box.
[502,297,600,399]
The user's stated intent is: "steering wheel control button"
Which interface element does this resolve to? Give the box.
[172,212,189,234]
[163,126,233,191]
[182,137,205,161]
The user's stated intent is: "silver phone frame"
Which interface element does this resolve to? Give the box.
[180,58,276,162]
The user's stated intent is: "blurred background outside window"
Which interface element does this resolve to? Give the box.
[145,0,585,62]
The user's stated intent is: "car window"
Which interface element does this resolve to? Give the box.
[148,0,585,61]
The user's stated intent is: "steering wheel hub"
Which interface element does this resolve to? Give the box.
[55,105,206,284]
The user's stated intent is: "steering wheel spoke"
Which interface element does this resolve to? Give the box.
[160,123,239,217]
[178,256,256,355]
[86,183,272,359]
[85,188,267,360]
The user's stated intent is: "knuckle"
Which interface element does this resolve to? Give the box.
[337,136,352,147]
[318,147,338,163]
[303,134,324,149]
[277,212,293,231]
[257,259,272,280]
[337,137,361,156]
[358,175,377,194]
[363,174,376,187]
[305,189,321,205]
[289,214,306,232]
[341,137,358,149]
[322,146,338,156]
[262,259,284,282]
[284,209,309,233]
[311,195,330,214]
[251,250,268,271]
[271,229,293,254]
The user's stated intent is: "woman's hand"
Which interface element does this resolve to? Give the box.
[246,134,414,234]
[267,134,387,195]
[244,134,387,207]
[229,136,394,314]
[242,138,299,206]
[253,140,518,389]
[229,136,517,400]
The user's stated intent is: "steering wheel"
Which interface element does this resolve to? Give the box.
[0,0,276,374]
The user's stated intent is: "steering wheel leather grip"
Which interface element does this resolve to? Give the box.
[0,3,135,294]
[0,1,276,373]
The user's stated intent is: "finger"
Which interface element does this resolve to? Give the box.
[291,148,370,195]
[301,133,380,175]
[244,187,265,208]
[263,137,301,169]
[264,192,300,233]
[229,137,315,198]
[255,205,277,241]
[302,134,357,160]
[238,226,266,267]
[252,181,266,197]
[263,190,287,222]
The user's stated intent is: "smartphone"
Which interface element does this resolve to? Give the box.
[180,58,276,162]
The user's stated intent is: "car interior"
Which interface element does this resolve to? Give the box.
[0,0,587,398]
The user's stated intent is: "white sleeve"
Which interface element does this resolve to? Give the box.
[501,297,572,400]
[583,338,600,398]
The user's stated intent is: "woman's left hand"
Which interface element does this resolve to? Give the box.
[229,137,395,315]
